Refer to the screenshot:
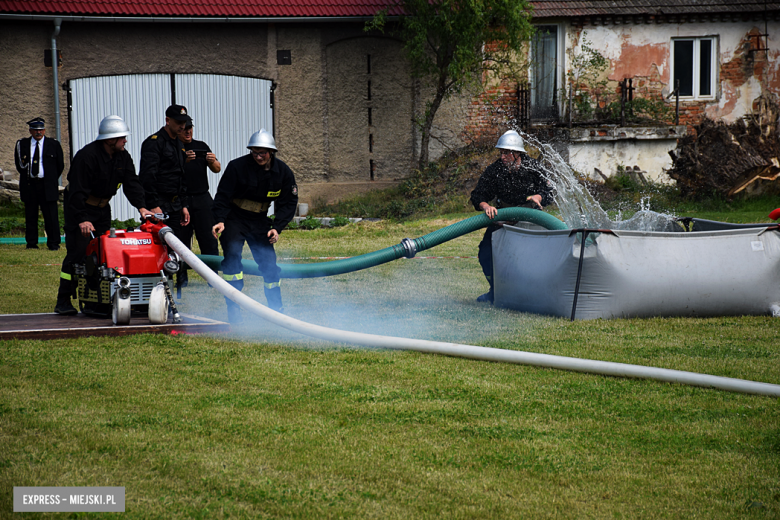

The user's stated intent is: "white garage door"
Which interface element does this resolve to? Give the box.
[69,74,273,222]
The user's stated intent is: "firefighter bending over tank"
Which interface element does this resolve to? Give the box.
[469,130,554,304]
[55,116,150,316]
[211,129,298,324]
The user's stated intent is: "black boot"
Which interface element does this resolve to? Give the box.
[177,269,189,288]
[54,298,78,315]
[224,278,244,324]
[264,285,284,313]
[54,277,78,315]
[226,298,243,325]
[476,291,494,304]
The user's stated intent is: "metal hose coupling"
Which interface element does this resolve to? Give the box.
[157,225,173,241]
[400,238,417,259]
[116,276,132,300]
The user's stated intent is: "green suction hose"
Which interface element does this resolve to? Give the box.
[197,207,567,279]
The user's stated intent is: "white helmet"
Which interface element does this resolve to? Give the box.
[97,115,130,140]
[495,130,525,153]
[247,128,277,151]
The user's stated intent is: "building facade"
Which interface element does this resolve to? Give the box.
[466,1,780,182]
[0,2,468,209]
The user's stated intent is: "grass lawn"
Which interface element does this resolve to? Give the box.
[1,209,779,518]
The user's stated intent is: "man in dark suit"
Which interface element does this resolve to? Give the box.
[14,117,64,250]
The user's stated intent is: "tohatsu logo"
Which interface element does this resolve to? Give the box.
[120,238,152,245]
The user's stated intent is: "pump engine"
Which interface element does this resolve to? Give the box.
[73,215,182,325]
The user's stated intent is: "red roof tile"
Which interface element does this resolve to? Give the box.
[532,0,780,18]
[0,0,777,18]
[0,0,405,18]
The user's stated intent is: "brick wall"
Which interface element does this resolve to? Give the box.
[464,82,523,145]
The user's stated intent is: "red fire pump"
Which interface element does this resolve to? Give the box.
[74,215,182,325]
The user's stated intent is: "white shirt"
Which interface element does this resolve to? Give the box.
[29,135,45,179]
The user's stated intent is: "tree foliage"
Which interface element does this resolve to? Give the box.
[367,0,534,168]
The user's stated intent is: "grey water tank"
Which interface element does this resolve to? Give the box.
[492,223,780,319]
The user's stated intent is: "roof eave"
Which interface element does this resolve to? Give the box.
[0,13,386,23]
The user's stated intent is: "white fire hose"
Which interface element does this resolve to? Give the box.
[162,229,780,398]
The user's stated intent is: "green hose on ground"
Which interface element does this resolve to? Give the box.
[197,207,568,279]
[0,236,63,245]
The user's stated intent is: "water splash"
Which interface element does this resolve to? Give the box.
[522,132,678,232]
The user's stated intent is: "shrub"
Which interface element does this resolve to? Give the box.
[0,217,26,234]
[111,217,140,230]
[298,215,322,230]
[330,216,350,227]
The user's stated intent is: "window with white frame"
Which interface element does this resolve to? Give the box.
[672,37,717,99]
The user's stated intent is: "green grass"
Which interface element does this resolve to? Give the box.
[0,199,65,237]
[1,206,780,518]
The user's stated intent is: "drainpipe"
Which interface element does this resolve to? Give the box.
[51,18,62,185]
[51,19,62,142]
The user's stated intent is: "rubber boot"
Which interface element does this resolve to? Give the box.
[225,278,244,325]
[177,268,189,288]
[476,290,494,304]
[54,278,78,315]
[476,276,494,304]
[225,298,243,325]
[264,286,284,313]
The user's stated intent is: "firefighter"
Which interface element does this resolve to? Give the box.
[211,129,298,324]
[55,115,150,316]
[140,104,191,288]
[469,130,554,304]
[178,119,221,284]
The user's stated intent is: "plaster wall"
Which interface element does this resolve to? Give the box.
[324,35,414,182]
[274,24,328,184]
[425,91,470,162]
[567,139,678,184]
[571,21,780,124]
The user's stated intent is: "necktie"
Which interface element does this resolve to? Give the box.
[32,142,40,178]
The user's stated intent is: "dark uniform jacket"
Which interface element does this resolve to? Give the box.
[64,140,146,226]
[139,127,188,210]
[14,136,64,203]
[182,139,213,195]
[213,154,298,234]
[470,156,555,210]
